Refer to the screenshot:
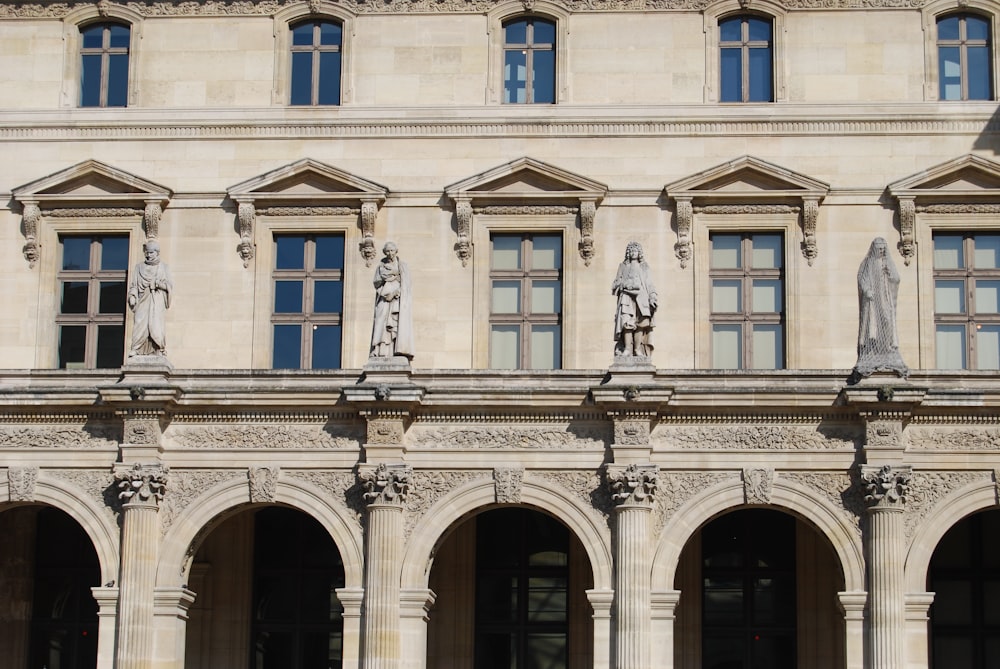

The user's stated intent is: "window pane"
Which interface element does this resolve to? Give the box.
[59,326,87,369]
[274,280,304,313]
[936,324,967,369]
[525,633,567,669]
[275,236,305,269]
[527,577,567,622]
[977,325,1000,370]
[719,17,742,42]
[95,325,124,368]
[81,24,105,48]
[752,279,783,312]
[314,235,345,269]
[61,282,89,314]
[933,637,974,668]
[747,17,771,41]
[712,235,741,268]
[720,48,742,102]
[490,325,520,369]
[98,280,126,314]
[107,54,129,107]
[966,14,990,40]
[314,280,343,313]
[492,281,521,314]
[712,324,742,368]
[319,21,342,45]
[935,280,966,314]
[101,236,129,270]
[504,19,527,44]
[748,46,773,101]
[967,45,992,100]
[290,51,314,105]
[531,280,561,313]
[752,324,783,369]
[80,54,102,107]
[938,15,961,40]
[62,237,92,270]
[504,50,527,103]
[934,580,973,625]
[311,324,342,369]
[318,51,342,105]
[108,24,129,48]
[704,577,744,624]
[532,235,562,269]
[974,235,1000,268]
[273,324,302,368]
[291,22,315,45]
[934,235,963,268]
[532,19,556,44]
[530,325,561,369]
[712,279,742,313]
[492,236,521,270]
[752,234,782,268]
[939,46,962,100]
[532,50,556,104]
[976,280,1000,313]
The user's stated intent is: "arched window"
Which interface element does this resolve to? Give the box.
[79,22,130,107]
[937,13,993,100]
[503,16,556,104]
[719,15,773,102]
[289,19,343,106]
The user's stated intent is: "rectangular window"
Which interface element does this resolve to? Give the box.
[933,233,1000,369]
[719,15,773,103]
[710,233,784,369]
[503,17,556,104]
[271,234,345,369]
[489,233,562,369]
[57,235,129,369]
[937,13,993,101]
[80,22,130,107]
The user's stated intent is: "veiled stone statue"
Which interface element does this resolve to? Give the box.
[612,241,658,359]
[853,237,908,379]
[370,242,414,359]
[128,239,173,358]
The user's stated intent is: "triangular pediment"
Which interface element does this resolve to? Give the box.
[664,156,829,201]
[446,157,607,203]
[228,159,387,204]
[12,160,171,207]
[888,155,1000,199]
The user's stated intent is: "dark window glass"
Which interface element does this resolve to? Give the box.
[719,15,773,103]
[272,234,344,369]
[938,13,993,101]
[289,20,343,106]
[503,17,556,104]
[79,22,130,107]
[933,233,1000,369]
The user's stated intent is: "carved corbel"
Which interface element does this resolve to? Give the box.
[578,199,597,266]
[248,466,279,503]
[143,201,162,240]
[115,462,169,507]
[674,197,693,268]
[742,467,774,504]
[455,198,472,267]
[860,464,911,509]
[21,201,40,268]
[237,200,256,267]
[7,466,39,502]
[359,199,378,267]
[801,197,819,266]
[897,197,915,265]
[359,462,412,506]
[494,466,524,503]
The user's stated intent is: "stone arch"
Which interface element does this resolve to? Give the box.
[0,473,120,584]
[155,475,363,589]
[401,474,613,590]
[651,476,864,592]
[904,477,998,592]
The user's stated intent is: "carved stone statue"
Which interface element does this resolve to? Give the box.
[370,242,414,359]
[128,239,173,358]
[853,237,908,379]
[612,241,657,358]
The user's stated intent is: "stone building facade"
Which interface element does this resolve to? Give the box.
[1,0,999,667]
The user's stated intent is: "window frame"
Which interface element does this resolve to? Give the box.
[922,0,998,101]
[936,12,994,101]
[693,214,800,369]
[703,0,786,103]
[288,19,344,106]
[487,2,570,104]
[501,16,557,104]
[273,4,356,106]
[61,7,143,108]
[718,14,774,103]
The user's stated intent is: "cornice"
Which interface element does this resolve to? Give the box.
[0,107,996,141]
[0,0,929,18]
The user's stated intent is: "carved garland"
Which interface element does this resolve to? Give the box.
[360,200,378,267]
[144,201,162,239]
[237,201,256,267]
[21,202,40,268]
[455,199,472,267]
[494,466,524,503]
[579,200,596,266]
[742,467,774,504]
[897,197,916,266]
[674,198,693,268]
[7,466,39,502]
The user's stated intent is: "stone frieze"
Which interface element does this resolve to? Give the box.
[405,470,485,538]
[168,424,360,449]
[903,471,991,541]
[652,424,860,450]
[408,424,607,449]
[908,427,1000,451]
[0,424,119,448]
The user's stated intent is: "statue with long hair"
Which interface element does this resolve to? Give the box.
[853,237,908,379]
[612,241,658,358]
[370,242,414,360]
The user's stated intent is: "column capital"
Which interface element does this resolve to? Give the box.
[359,463,412,507]
[604,463,659,508]
[115,462,168,508]
[861,464,911,510]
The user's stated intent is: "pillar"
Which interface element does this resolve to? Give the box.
[587,589,614,669]
[838,591,867,669]
[360,463,412,669]
[650,590,681,669]
[605,463,659,669]
[862,464,911,669]
[114,463,168,669]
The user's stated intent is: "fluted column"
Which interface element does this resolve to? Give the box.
[862,464,910,669]
[114,463,168,669]
[360,463,412,669]
[605,463,659,669]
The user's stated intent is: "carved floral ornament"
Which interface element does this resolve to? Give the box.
[359,462,412,506]
[604,463,659,506]
[861,464,911,509]
[115,462,169,506]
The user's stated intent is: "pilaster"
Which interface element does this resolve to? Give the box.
[650,590,682,669]
[586,589,614,669]
[904,592,935,669]
[92,586,120,669]
[399,588,436,669]
[337,587,365,669]
[837,591,868,669]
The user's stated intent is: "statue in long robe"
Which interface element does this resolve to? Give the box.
[853,237,908,378]
[370,242,414,359]
[128,240,172,358]
[612,241,658,358]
